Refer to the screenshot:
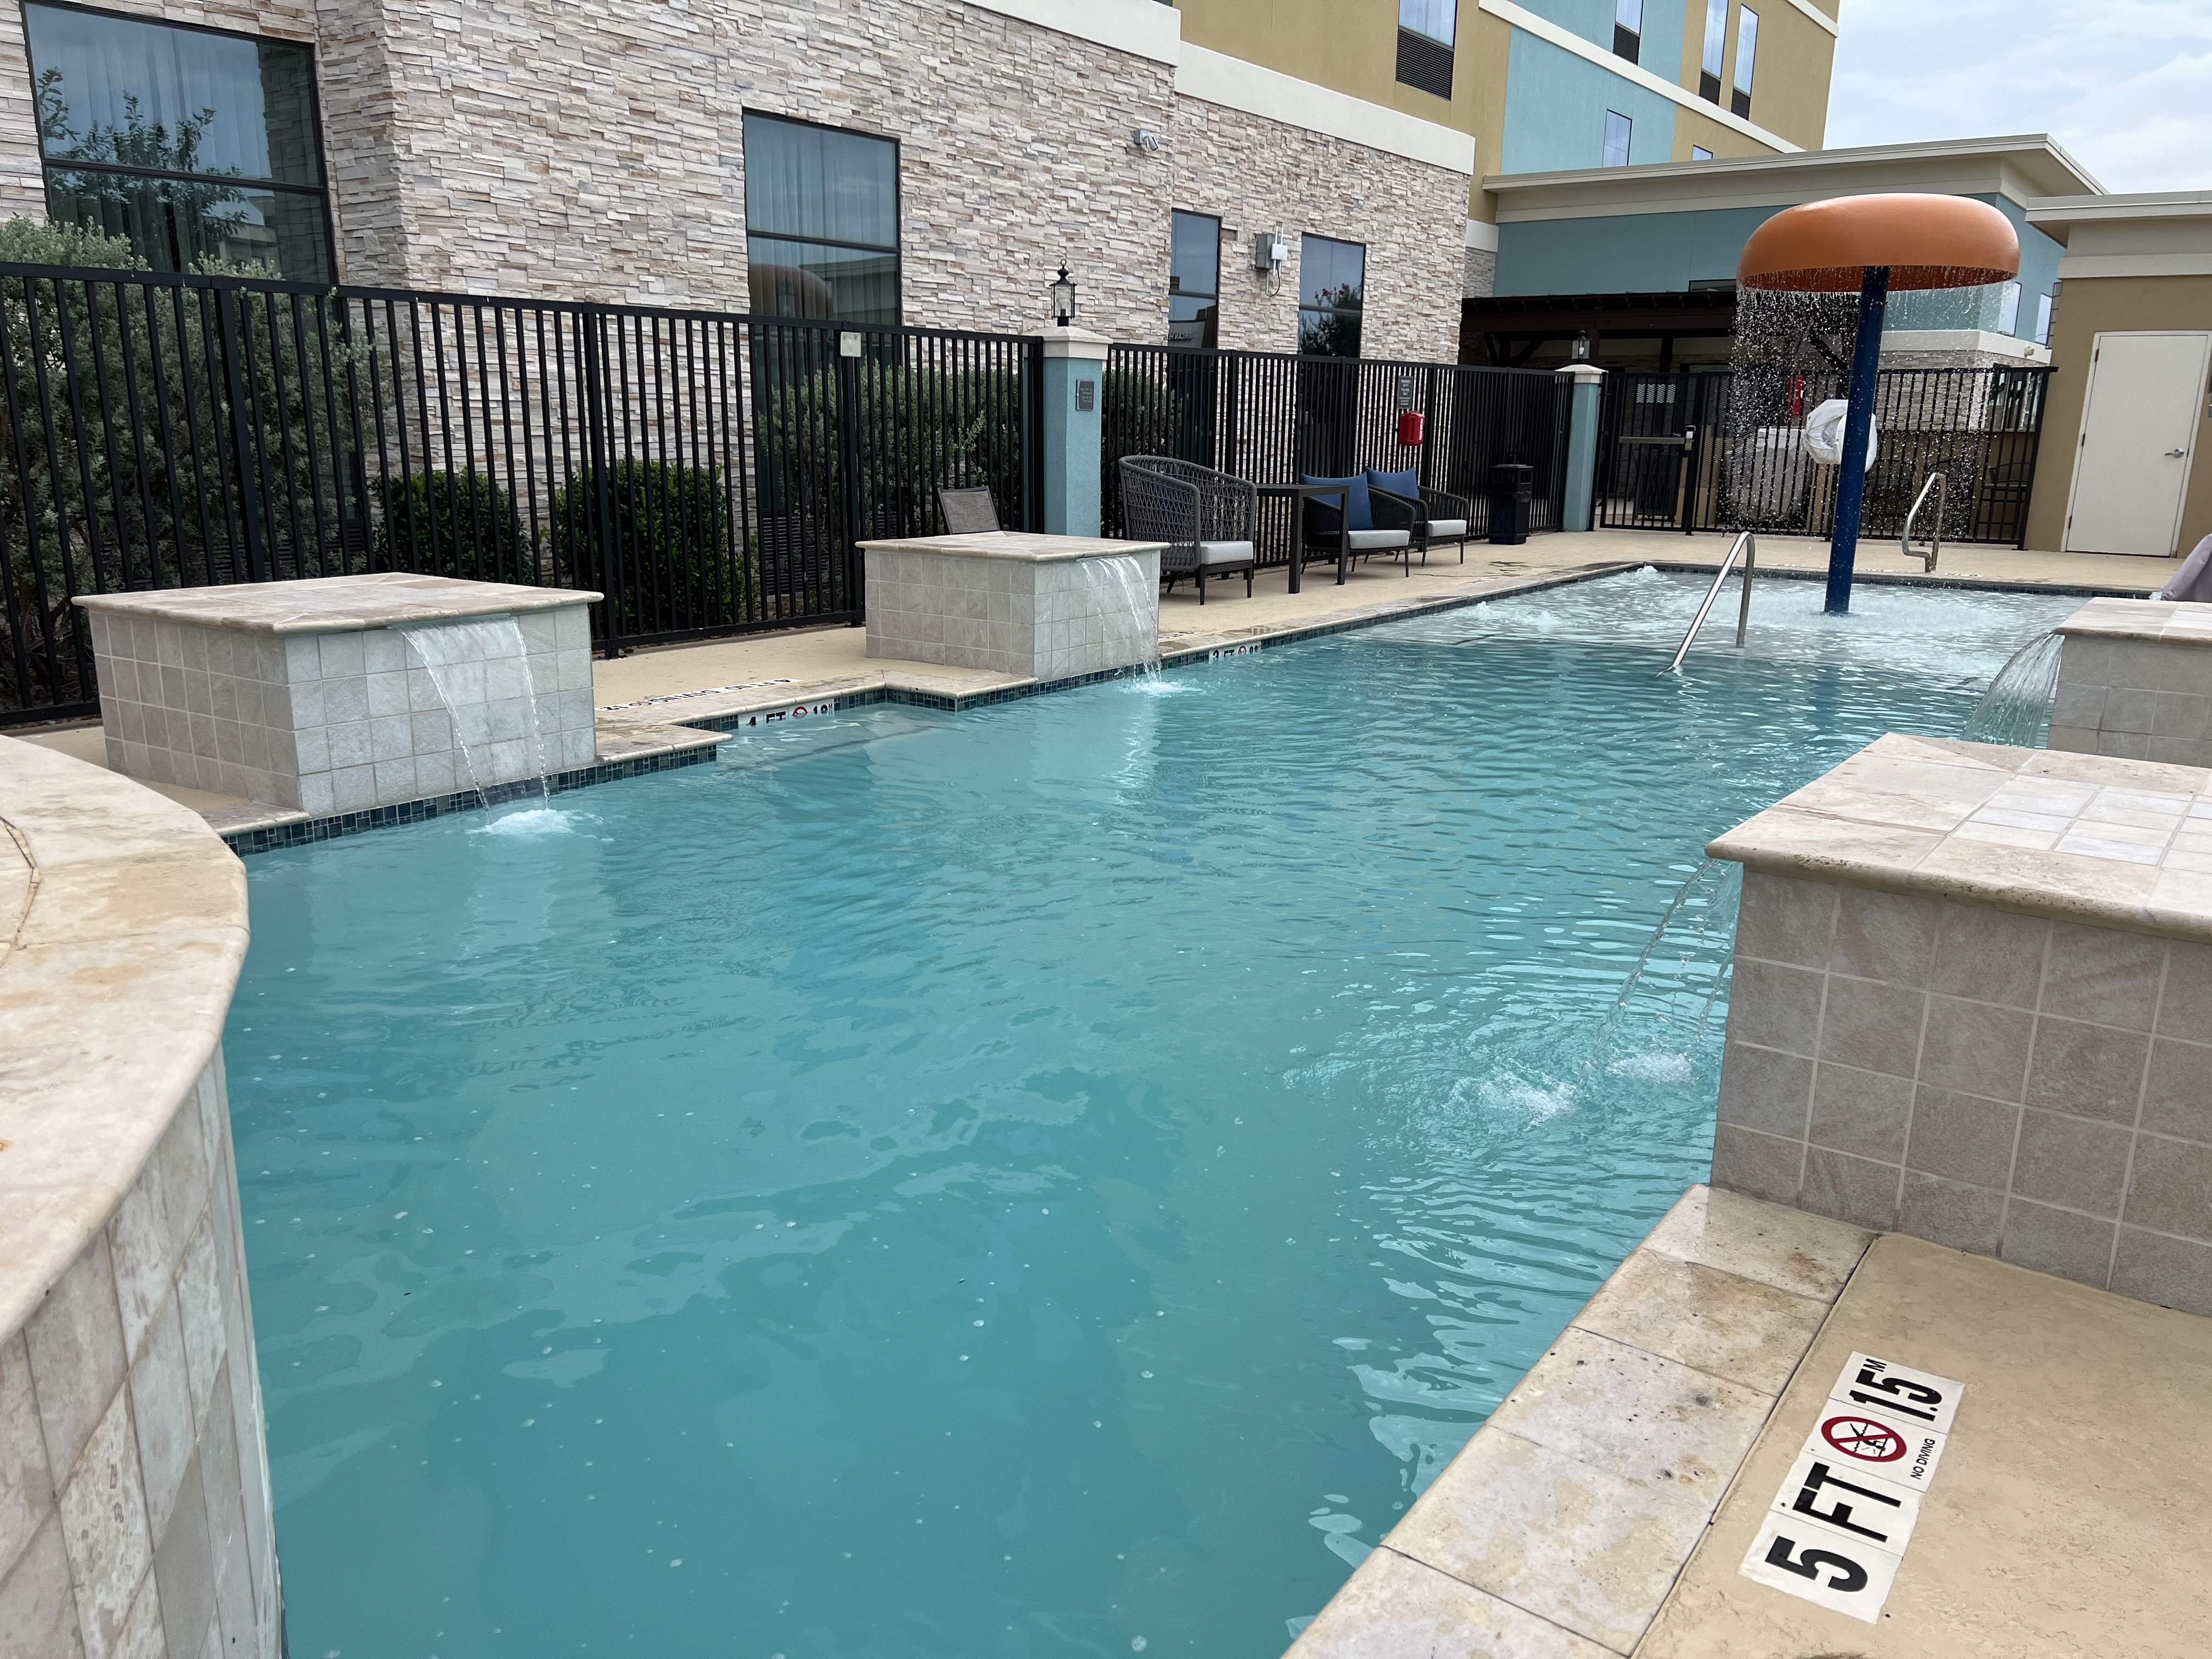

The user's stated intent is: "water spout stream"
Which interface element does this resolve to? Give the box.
[1964,629,2062,747]
[403,617,552,803]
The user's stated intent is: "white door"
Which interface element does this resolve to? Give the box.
[2064,331,2212,556]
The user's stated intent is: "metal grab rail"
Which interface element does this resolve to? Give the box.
[1903,471,1948,572]
[1664,529,1757,673]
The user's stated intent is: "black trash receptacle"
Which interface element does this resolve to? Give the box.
[1488,463,1533,545]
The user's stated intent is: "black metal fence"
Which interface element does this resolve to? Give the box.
[1104,345,1570,558]
[0,262,1040,723]
[1598,366,2049,545]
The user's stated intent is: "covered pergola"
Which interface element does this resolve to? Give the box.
[1459,287,1738,370]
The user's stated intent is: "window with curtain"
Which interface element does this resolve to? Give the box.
[1700,0,1728,103]
[1732,8,1758,117]
[1297,236,1364,358]
[1396,0,1455,98]
[1614,0,1643,64]
[1168,211,1219,348]
[1604,110,1633,168]
[743,112,901,325]
[25,2,332,282]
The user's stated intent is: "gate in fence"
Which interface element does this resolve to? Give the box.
[0,262,1041,724]
[1103,345,1570,558]
[1597,365,2049,546]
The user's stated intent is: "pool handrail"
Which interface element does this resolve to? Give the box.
[1665,529,1757,673]
[1903,471,1948,572]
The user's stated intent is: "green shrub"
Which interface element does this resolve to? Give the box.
[370,469,533,583]
[550,459,741,635]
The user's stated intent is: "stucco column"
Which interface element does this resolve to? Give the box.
[1556,362,1606,532]
[1039,328,1111,537]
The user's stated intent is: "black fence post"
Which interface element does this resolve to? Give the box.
[833,335,864,619]
[579,306,616,644]
[213,285,272,584]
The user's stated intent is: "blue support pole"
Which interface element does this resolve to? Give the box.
[1825,263,1891,614]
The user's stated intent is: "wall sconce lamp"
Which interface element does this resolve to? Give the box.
[1050,261,1077,328]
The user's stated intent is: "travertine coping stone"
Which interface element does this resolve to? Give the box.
[2049,596,2212,769]
[1288,1187,1872,1658]
[76,573,603,814]
[859,532,1165,681]
[1705,731,2212,943]
[0,734,279,1656]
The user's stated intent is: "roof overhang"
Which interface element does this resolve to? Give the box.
[2027,194,2212,280]
[1484,135,2103,225]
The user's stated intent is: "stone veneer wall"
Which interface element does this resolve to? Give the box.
[1713,870,2212,1316]
[0,2,1466,360]
[1168,95,1468,362]
[1,1057,278,1659]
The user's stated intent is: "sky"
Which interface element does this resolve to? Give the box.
[1826,0,2212,192]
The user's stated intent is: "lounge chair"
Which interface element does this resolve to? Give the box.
[1299,472,1415,576]
[1117,455,1259,603]
[1366,467,1474,565]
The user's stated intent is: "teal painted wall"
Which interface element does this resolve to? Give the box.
[1502,30,1678,175]
[1514,0,1613,50]
[1495,193,2067,343]
[1511,1,1685,71]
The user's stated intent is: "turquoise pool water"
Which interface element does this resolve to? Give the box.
[228,571,2078,1659]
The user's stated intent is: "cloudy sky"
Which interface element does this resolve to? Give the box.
[1826,0,2212,191]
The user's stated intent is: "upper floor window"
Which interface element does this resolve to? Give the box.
[1691,145,1714,160]
[743,112,900,325]
[1996,281,2022,336]
[1732,8,1759,117]
[1613,0,1643,65]
[1603,110,1633,168]
[25,2,332,282]
[1297,235,1364,358]
[1168,210,1219,349]
[2035,291,2053,345]
[1396,0,1455,99]
[1700,0,1728,103]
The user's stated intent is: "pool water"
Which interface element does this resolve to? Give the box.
[227,571,2078,1659]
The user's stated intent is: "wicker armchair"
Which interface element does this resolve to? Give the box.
[1301,478,1417,577]
[1370,481,1475,566]
[1117,455,1259,603]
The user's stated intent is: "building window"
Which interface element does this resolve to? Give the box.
[1168,210,1220,349]
[1613,0,1643,64]
[1700,0,1728,103]
[25,3,332,283]
[743,112,900,324]
[1396,0,1455,99]
[1603,110,1633,168]
[1691,145,1714,160]
[1731,8,1758,119]
[2035,291,2053,345]
[1297,235,1364,358]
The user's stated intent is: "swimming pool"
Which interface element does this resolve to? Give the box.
[227,569,2079,1658]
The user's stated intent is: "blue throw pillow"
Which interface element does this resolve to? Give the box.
[1366,467,1419,503]
[1301,472,1373,533]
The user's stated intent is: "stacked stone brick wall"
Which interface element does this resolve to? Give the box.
[1170,92,1465,363]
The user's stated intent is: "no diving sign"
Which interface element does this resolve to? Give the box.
[1739,1353,1964,1623]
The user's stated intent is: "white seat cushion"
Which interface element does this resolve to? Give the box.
[1425,518,1468,538]
[1346,529,1410,551]
[1195,540,1255,566]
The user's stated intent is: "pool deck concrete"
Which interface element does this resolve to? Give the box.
[5,529,2176,828]
[1289,1186,2211,1658]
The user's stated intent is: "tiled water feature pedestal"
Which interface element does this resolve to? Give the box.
[1707,733,2212,1316]
[859,532,1164,681]
[2050,596,2212,767]
[76,574,600,814]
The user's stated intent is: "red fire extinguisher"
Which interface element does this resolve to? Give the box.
[1396,410,1426,445]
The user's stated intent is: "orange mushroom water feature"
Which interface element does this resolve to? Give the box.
[1736,194,2020,612]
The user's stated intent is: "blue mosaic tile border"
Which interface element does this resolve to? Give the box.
[220,742,723,855]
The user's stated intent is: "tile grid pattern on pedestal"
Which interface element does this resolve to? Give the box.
[2052,627,2212,769]
[1714,870,2212,1314]
[0,1057,280,1659]
[86,607,596,814]
[864,549,1161,682]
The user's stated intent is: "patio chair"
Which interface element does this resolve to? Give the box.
[936,486,1002,534]
[1299,472,1415,576]
[1367,468,1474,565]
[1117,455,1259,603]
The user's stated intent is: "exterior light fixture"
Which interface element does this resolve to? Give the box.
[1051,261,1077,328]
[1572,331,1592,362]
[1131,128,1164,154]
